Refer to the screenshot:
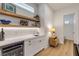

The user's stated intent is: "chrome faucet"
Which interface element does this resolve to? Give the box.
[33,30,39,36]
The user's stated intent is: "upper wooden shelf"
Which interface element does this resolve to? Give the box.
[0,9,40,22]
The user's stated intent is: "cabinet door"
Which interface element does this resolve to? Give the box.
[37,38,45,51]
[33,37,45,54]
[24,39,37,56]
[24,40,33,56]
[24,37,45,56]
[0,49,2,56]
[30,39,37,55]
[32,38,39,55]
[33,38,45,55]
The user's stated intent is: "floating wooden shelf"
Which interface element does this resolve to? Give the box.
[0,24,18,27]
[0,9,40,22]
[0,24,39,28]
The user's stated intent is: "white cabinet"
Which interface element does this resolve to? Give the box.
[0,49,2,56]
[24,40,34,56]
[24,37,45,56]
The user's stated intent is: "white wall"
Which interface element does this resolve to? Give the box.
[44,4,54,47]
[74,12,79,44]
[54,12,64,44]
[0,4,1,9]
[38,4,54,47]
[38,4,46,35]
[38,4,54,34]
[44,4,54,29]
[54,5,79,44]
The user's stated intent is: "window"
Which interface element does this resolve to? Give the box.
[14,3,34,13]
[64,21,70,24]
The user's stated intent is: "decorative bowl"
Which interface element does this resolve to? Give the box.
[0,19,11,24]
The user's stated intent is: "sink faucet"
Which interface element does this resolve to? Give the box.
[33,30,39,36]
[0,28,5,41]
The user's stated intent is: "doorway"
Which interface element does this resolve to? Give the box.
[64,13,74,41]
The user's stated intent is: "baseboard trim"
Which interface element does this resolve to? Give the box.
[34,48,45,56]
[59,41,64,44]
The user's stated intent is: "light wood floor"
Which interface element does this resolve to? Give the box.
[36,40,74,56]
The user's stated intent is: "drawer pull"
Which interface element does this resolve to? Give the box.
[39,40,42,42]
[29,41,31,43]
[29,44,31,46]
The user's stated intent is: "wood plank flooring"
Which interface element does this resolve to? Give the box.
[36,40,74,56]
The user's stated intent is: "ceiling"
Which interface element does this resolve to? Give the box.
[48,3,79,11]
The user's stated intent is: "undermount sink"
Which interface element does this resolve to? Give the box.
[34,34,39,36]
[33,31,39,36]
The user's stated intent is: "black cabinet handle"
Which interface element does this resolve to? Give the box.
[39,40,42,42]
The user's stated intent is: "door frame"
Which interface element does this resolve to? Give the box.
[63,13,75,42]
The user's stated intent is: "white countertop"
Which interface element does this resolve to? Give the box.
[0,34,45,47]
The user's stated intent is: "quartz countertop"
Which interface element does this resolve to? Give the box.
[0,34,45,47]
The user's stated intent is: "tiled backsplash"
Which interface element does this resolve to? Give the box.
[0,27,40,39]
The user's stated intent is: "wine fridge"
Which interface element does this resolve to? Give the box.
[2,41,24,56]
